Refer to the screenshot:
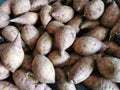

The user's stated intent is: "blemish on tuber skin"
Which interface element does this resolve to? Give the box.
[1,33,24,72]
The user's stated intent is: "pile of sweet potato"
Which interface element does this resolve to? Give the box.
[0,0,120,90]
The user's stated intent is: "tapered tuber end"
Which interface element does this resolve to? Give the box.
[9,19,17,22]
[100,43,109,52]
[60,49,65,57]
[13,33,22,47]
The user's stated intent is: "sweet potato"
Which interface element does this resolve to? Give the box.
[105,41,120,58]
[85,26,108,41]
[21,55,33,70]
[46,20,64,35]
[1,33,24,72]
[40,5,52,28]
[32,55,55,83]
[56,68,76,90]
[100,1,120,28]
[84,0,104,20]
[2,25,19,42]
[73,0,89,12]
[0,81,19,90]
[55,25,76,56]
[0,0,12,15]
[96,56,120,83]
[52,5,74,23]
[80,20,100,29]
[73,36,107,56]
[68,15,83,33]
[13,70,51,90]
[21,25,40,49]
[36,32,52,55]
[31,0,48,11]
[10,12,38,25]
[68,56,94,84]
[66,52,81,66]
[48,50,70,67]
[83,74,119,90]
[12,0,31,15]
